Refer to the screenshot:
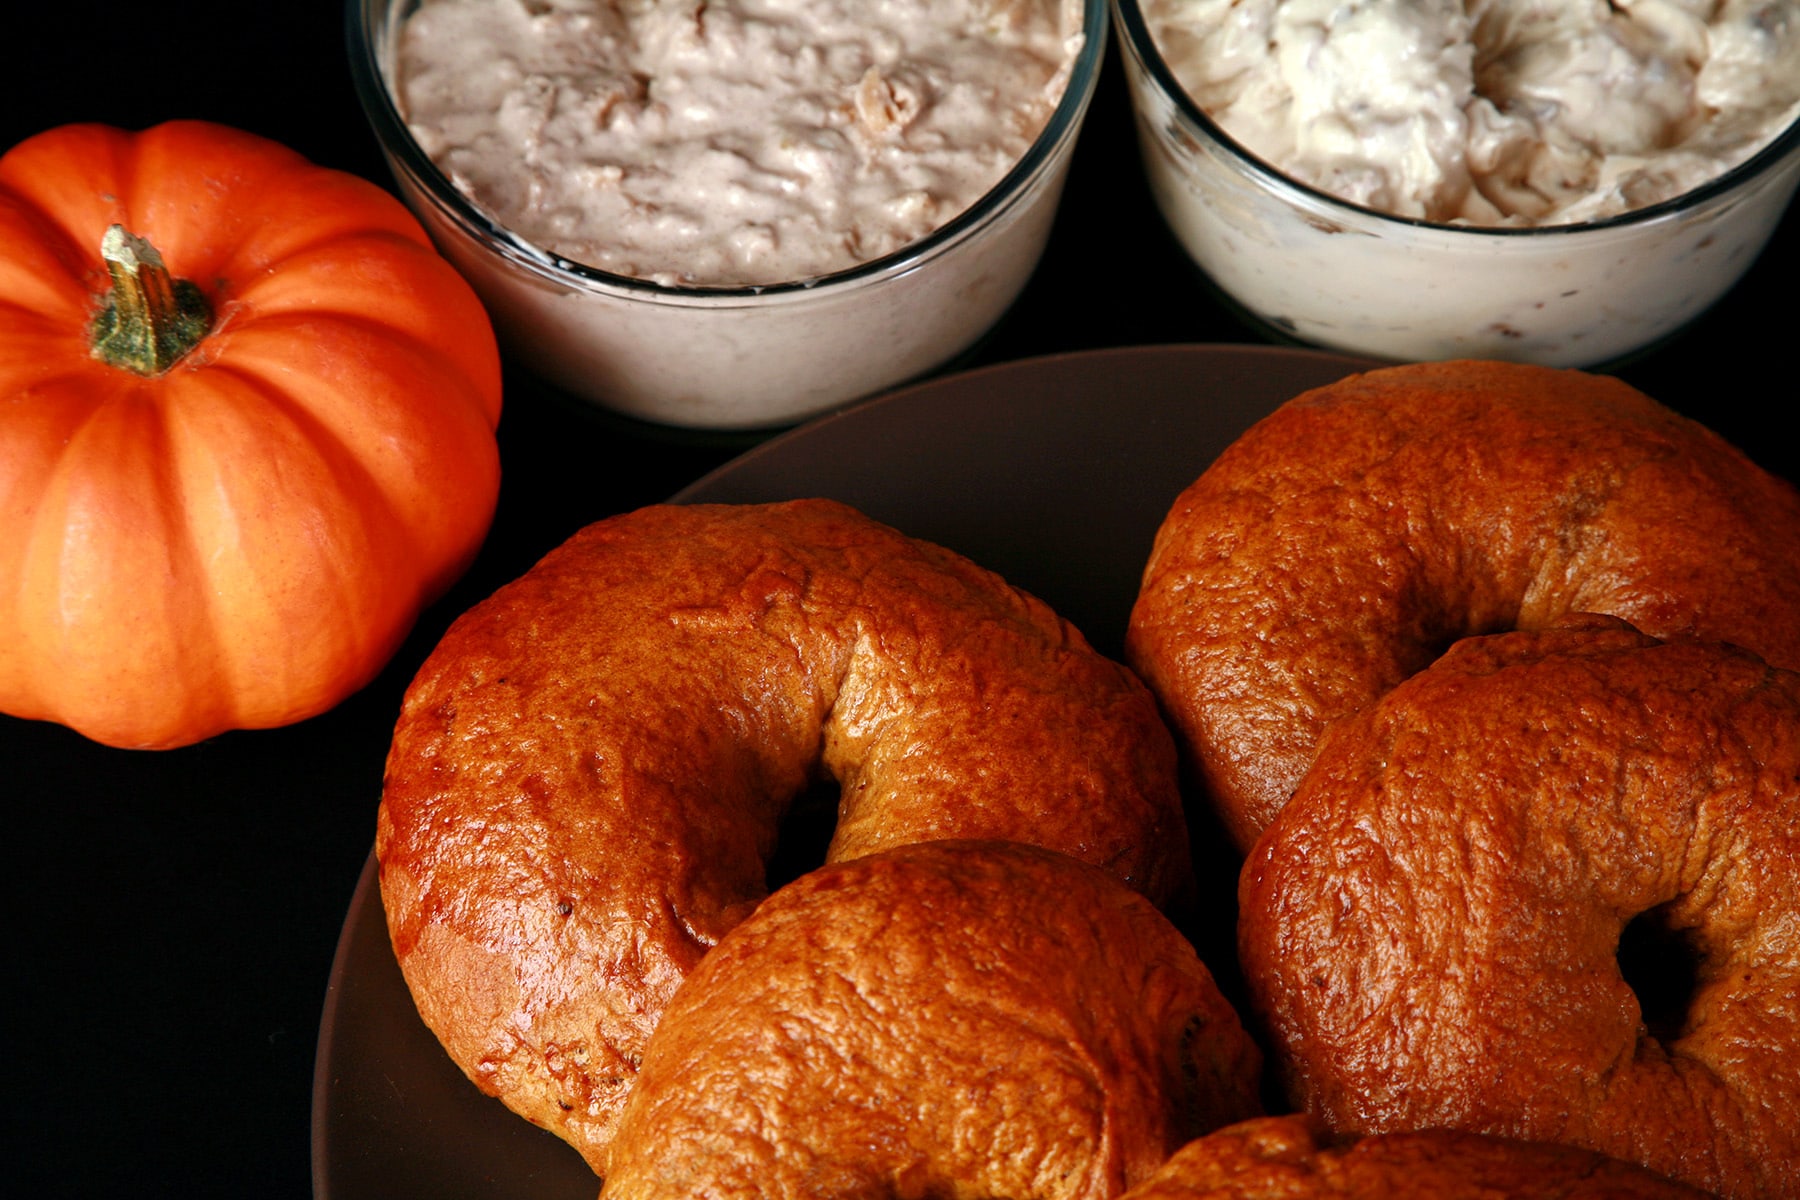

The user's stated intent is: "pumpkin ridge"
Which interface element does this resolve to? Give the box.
[205,316,504,548]
[216,190,439,279]
[16,386,232,743]
[218,304,498,398]
[171,355,420,568]
[0,206,94,320]
[217,248,503,427]
[0,124,137,282]
[153,363,417,726]
[0,304,96,393]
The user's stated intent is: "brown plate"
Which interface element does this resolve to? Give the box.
[309,343,1375,1199]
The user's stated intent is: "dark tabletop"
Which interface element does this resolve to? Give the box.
[5,3,1793,1197]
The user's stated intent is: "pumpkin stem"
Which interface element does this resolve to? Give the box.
[90,225,213,376]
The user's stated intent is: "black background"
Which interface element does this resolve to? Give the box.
[5,3,1793,1197]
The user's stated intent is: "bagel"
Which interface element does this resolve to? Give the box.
[601,839,1264,1198]
[1238,617,1800,1198]
[1118,1114,1708,1199]
[376,499,1190,1169]
[1127,359,1800,852]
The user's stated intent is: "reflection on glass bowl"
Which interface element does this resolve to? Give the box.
[1111,0,1800,367]
[347,0,1109,431]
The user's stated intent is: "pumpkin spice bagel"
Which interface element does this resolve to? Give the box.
[1117,1114,1708,1200]
[601,840,1264,1199]
[376,499,1191,1170]
[1127,359,1800,852]
[1238,617,1800,1199]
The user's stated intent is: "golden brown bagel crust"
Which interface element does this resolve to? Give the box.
[1118,1114,1710,1199]
[601,840,1264,1199]
[1238,618,1800,1199]
[377,499,1190,1170]
[1127,360,1800,852]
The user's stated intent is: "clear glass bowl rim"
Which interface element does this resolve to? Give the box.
[346,0,1112,302]
[1110,0,1800,239]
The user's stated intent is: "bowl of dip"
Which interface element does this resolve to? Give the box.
[348,0,1105,430]
[1112,0,1800,366]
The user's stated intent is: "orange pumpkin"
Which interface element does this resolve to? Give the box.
[0,121,503,749]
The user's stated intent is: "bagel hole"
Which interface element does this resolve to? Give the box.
[765,779,841,893]
[1616,904,1701,1045]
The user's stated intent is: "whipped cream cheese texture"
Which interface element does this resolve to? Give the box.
[1143,0,1800,225]
[396,0,1083,286]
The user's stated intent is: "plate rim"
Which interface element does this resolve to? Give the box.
[310,341,1380,1198]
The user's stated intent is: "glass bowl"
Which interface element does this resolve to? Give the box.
[347,0,1108,431]
[1111,0,1800,367]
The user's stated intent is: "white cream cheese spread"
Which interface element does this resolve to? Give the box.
[395,0,1083,285]
[1143,0,1800,225]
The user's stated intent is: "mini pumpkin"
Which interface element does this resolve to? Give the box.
[0,120,503,749]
